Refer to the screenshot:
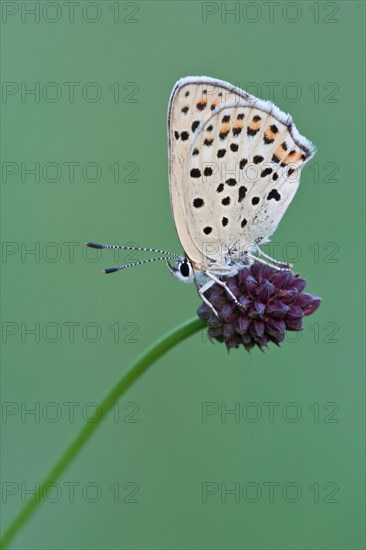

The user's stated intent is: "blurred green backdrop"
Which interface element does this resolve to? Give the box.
[1,1,365,549]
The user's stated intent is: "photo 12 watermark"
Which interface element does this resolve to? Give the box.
[201,2,340,24]
[1,320,141,344]
[1,400,140,424]
[1,161,140,184]
[1,81,140,103]
[201,400,340,423]
[1,1,140,24]
[201,480,340,503]
[1,480,140,504]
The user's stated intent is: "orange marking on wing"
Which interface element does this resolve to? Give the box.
[286,151,303,169]
[294,151,304,162]
[220,123,230,134]
[264,127,277,141]
[274,145,287,161]
[281,150,297,165]
[281,157,291,165]
[196,100,207,109]
[249,120,261,131]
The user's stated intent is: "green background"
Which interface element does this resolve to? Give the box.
[1,1,365,548]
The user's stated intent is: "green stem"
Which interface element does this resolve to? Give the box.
[1,317,205,549]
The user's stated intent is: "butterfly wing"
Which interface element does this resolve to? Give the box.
[168,77,243,264]
[168,77,316,266]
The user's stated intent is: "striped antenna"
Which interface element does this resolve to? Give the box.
[85,242,179,258]
[102,257,172,274]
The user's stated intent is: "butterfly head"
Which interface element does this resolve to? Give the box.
[167,256,195,284]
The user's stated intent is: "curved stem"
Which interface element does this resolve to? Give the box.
[1,317,205,549]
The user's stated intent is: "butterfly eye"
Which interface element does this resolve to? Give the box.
[179,260,190,277]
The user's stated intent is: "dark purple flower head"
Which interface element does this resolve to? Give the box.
[197,263,321,352]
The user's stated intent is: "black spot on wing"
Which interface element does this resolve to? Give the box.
[238,186,247,202]
[261,168,273,177]
[190,168,201,178]
[267,189,281,201]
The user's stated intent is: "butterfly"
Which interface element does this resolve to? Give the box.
[87,76,316,317]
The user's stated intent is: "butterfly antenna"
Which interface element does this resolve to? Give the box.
[85,242,179,258]
[102,257,173,274]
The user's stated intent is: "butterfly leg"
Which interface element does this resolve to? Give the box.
[248,252,291,272]
[256,247,292,269]
[198,279,219,318]
[204,272,243,310]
